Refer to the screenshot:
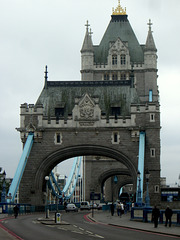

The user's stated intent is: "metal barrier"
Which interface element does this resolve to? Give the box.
[131,207,180,225]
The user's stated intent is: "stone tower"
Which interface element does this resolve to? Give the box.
[16,1,161,206]
[80,2,160,203]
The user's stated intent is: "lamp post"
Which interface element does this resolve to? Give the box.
[145,169,150,207]
[111,175,118,203]
[137,170,142,206]
[45,176,49,218]
[56,172,60,211]
[1,170,6,203]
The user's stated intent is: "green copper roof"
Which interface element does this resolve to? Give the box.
[94,15,144,64]
[36,81,140,119]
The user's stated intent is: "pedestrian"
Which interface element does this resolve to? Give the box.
[120,202,124,217]
[64,201,67,211]
[165,206,173,227]
[13,205,19,219]
[152,205,160,228]
[116,202,121,216]
[110,203,114,216]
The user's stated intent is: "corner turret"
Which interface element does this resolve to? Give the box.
[144,19,157,69]
[143,20,159,103]
[81,21,94,81]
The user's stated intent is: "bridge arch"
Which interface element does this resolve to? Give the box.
[34,144,137,203]
[98,168,134,201]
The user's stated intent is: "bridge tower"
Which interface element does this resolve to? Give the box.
[15,1,160,206]
[80,2,160,203]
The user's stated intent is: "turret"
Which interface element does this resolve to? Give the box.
[143,20,159,103]
[144,19,157,69]
[81,21,94,81]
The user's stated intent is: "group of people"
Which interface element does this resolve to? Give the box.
[110,202,125,217]
[152,205,173,228]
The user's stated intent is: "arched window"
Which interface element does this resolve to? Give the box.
[112,73,118,80]
[120,73,126,80]
[104,73,109,80]
[121,54,126,65]
[112,55,117,65]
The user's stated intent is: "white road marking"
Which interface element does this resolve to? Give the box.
[95,234,104,239]
[71,230,83,234]
[86,230,93,234]
[79,227,84,231]
[58,227,68,231]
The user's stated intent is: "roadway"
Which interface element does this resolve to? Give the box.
[1,211,179,240]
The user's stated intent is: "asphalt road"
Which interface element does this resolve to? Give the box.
[1,212,179,240]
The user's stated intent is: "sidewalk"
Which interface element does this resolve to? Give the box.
[0,214,17,240]
[89,211,180,237]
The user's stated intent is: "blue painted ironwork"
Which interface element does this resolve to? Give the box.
[137,171,142,205]
[48,157,82,200]
[62,156,82,199]
[48,175,62,199]
[149,90,153,102]
[7,133,34,203]
[136,132,145,203]
[50,171,62,196]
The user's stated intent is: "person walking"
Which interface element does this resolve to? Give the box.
[165,206,173,227]
[13,205,19,219]
[116,202,121,216]
[110,203,114,216]
[152,205,160,228]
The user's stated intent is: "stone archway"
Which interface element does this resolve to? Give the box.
[32,145,137,205]
[98,169,134,202]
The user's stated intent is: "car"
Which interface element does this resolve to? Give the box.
[66,203,78,212]
[80,201,90,210]
[90,203,102,210]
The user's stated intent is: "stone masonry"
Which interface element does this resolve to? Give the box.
[17,3,161,206]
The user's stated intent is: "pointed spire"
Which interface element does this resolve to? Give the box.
[44,65,48,89]
[145,19,157,52]
[81,20,94,53]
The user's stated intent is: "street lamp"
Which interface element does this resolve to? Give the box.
[145,169,150,207]
[137,170,142,206]
[55,172,60,211]
[1,170,6,203]
[45,176,49,218]
[111,176,118,202]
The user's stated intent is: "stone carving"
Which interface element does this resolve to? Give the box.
[79,95,94,120]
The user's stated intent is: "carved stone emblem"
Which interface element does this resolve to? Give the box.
[79,95,94,119]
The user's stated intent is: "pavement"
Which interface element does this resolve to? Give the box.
[89,210,180,238]
[0,214,17,240]
[0,211,180,239]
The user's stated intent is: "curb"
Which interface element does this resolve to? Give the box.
[86,213,180,238]
[37,218,70,225]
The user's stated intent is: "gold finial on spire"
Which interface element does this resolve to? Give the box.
[112,0,126,15]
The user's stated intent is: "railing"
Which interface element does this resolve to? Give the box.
[131,207,180,225]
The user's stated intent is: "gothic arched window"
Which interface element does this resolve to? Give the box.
[112,73,118,80]
[120,73,126,80]
[104,73,109,80]
[112,55,117,65]
[121,54,126,65]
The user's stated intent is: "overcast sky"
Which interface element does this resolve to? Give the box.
[0,0,180,185]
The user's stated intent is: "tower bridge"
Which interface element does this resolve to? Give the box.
[9,2,161,206]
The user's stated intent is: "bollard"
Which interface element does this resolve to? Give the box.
[55,212,61,224]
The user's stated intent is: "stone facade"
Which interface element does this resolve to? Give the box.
[17,4,161,206]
